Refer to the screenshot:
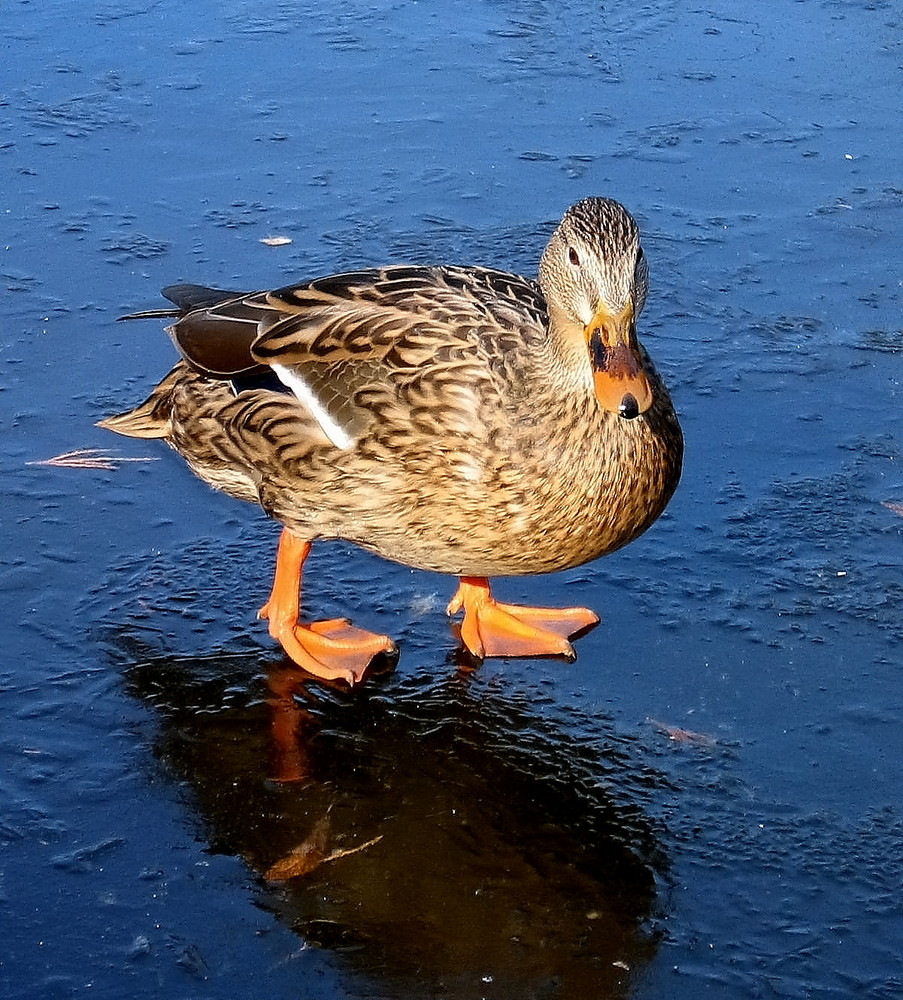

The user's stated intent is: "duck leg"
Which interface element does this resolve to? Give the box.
[258,528,397,684]
[446,577,599,660]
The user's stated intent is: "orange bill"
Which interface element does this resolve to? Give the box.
[585,300,653,418]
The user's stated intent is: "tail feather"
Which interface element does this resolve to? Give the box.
[117,285,241,322]
[97,368,182,439]
[97,402,170,439]
[117,306,180,322]
[101,285,244,440]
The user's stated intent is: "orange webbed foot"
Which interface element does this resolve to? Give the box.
[260,529,397,685]
[260,611,397,685]
[446,577,599,660]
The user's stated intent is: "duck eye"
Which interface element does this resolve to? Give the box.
[568,247,580,266]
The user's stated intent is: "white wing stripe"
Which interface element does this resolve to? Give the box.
[271,363,355,451]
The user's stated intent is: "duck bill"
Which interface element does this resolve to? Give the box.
[585,302,653,419]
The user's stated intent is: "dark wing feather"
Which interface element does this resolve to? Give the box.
[164,287,268,378]
[159,266,549,443]
[251,265,547,365]
[162,284,244,312]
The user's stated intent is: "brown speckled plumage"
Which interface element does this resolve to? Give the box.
[100,198,683,672]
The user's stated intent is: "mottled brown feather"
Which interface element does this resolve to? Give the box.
[100,199,683,579]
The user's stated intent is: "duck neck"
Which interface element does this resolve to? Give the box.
[545,302,594,393]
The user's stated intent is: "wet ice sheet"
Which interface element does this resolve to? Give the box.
[2,0,903,998]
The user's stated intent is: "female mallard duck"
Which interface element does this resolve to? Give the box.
[100,197,683,684]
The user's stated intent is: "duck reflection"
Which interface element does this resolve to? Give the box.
[126,653,668,999]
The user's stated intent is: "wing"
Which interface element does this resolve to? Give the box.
[162,283,268,378]
[164,266,549,449]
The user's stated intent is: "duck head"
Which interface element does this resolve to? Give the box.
[539,197,653,420]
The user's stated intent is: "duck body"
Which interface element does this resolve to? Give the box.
[101,199,683,681]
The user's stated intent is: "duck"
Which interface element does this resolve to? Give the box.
[100,197,683,684]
